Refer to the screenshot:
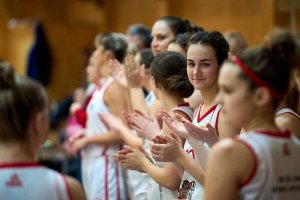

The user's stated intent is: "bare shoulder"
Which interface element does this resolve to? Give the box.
[276,113,300,136]
[209,138,257,184]
[65,175,86,200]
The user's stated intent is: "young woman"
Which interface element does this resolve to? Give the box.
[151,31,240,200]
[205,32,300,199]
[113,51,195,199]
[0,62,85,200]
[69,32,129,200]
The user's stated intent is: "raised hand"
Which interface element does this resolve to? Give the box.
[124,55,144,88]
[109,59,128,88]
[183,121,219,146]
[114,145,149,172]
[159,111,219,145]
[158,110,190,139]
[150,132,183,162]
[124,110,161,140]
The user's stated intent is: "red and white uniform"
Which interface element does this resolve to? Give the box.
[0,162,71,200]
[275,107,300,119]
[236,130,300,200]
[82,77,126,200]
[147,103,194,200]
[178,103,221,200]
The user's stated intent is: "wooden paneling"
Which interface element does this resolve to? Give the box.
[168,0,275,45]
[0,0,297,101]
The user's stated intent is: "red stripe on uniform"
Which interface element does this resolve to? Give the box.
[63,175,73,200]
[233,138,258,189]
[115,161,120,200]
[105,155,109,200]
[197,104,218,123]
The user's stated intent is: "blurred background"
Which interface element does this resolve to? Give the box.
[0,0,299,102]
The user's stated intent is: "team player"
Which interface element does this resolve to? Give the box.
[205,31,300,199]
[0,62,85,200]
[151,31,240,200]
[112,51,195,199]
[69,33,129,200]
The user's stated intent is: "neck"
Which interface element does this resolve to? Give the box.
[199,84,219,107]
[0,141,35,163]
[244,106,278,132]
[159,91,185,112]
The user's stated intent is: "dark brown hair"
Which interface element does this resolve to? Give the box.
[0,62,46,141]
[150,51,194,98]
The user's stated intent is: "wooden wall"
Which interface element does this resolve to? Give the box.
[0,0,298,101]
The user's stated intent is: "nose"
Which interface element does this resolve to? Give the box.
[151,38,158,48]
[193,65,202,76]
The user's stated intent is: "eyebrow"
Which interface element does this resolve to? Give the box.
[187,59,212,62]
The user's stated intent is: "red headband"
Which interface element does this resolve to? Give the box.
[231,56,282,100]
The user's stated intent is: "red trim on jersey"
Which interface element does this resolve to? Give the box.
[102,146,108,156]
[255,130,291,138]
[115,161,121,200]
[173,110,192,122]
[215,108,221,136]
[104,155,109,200]
[276,108,300,120]
[54,174,63,200]
[0,162,42,168]
[233,138,258,189]
[63,175,73,200]
[193,103,202,119]
[197,104,218,123]
[176,102,190,107]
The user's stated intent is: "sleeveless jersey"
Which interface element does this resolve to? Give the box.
[82,77,126,200]
[178,103,221,200]
[0,162,71,200]
[275,107,300,119]
[237,130,300,200]
[148,103,194,200]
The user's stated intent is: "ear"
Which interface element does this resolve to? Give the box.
[253,87,272,106]
[32,110,48,145]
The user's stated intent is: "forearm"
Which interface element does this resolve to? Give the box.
[177,149,206,185]
[118,126,143,148]
[130,88,149,114]
[86,131,123,146]
[142,161,181,190]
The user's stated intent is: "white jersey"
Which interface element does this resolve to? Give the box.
[237,130,300,200]
[148,103,194,200]
[178,103,221,200]
[275,107,300,119]
[0,162,71,200]
[83,77,126,200]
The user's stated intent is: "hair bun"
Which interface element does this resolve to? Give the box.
[265,28,296,65]
[0,62,16,89]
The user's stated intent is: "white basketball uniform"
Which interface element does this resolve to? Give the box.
[178,103,221,200]
[0,162,71,200]
[236,130,300,199]
[83,77,126,200]
[147,103,194,200]
[275,107,300,119]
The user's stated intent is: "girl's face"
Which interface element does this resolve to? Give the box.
[86,51,102,84]
[151,20,174,56]
[218,62,256,128]
[167,43,186,56]
[187,44,219,91]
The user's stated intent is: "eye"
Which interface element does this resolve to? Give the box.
[200,62,210,68]
[156,35,166,41]
[222,86,232,94]
[187,61,195,68]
